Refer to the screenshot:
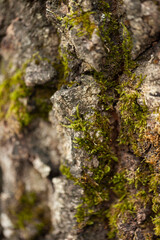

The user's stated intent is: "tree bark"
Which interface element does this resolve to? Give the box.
[0,0,160,240]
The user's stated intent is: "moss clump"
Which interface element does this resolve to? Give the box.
[115,24,148,155]
[59,1,160,239]
[62,10,96,38]
[62,103,116,223]
[121,24,137,73]
[149,173,160,235]
[8,191,52,239]
[60,164,77,182]
[107,197,136,239]
[55,50,71,89]
[54,48,78,89]
[60,2,141,235]
[0,63,32,127]
[127,165,160,237]
[117,84,148,155]
[97,4,123,77]
[153,215,160,236]
[14,192,37,229]
[0,56,55,129]
[61,53,70,80]
[62,98,118,228]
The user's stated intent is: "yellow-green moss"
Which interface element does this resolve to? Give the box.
[8,191,52,238]
[153,215,160,236]
[61,104,116,225]
[54,48,77,89]
[62,10,96,38]
[0,63,31,128]
[60,164,77,182]
[0,56,55,129]
[118,88,148,155]
[59,1,160,238]
[56,50,70,88]
[59,2,138,234]
[107,197,136,239]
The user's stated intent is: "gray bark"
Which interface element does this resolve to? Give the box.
[0,0,160,240]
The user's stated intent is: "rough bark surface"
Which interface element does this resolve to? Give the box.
[1,0,160,240]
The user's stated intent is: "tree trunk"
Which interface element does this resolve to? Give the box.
[0,0,160,240]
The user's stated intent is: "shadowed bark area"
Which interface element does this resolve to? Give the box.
[0,0,160,240]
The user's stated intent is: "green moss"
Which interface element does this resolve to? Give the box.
[54,49,76,89]
[118,88,148,155]
[61,53,70,79]
[127,168,160,237]
[149,174,160,216]
[62,10,96,38]
[0,63,31,128]
[31,85,53,120]
[107,197,136,238]
[121,23,137,74]
[0,55,55,129]
[60,164,77,182]
[62,88,120,227]
[9,191,52,238]
[60,1,140,234]
[116,24,148,155]
[59,1,160,238]
[15,192,37,229]
[62,104,117,226]
[153,215,160,236]
[111,172,127,198]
